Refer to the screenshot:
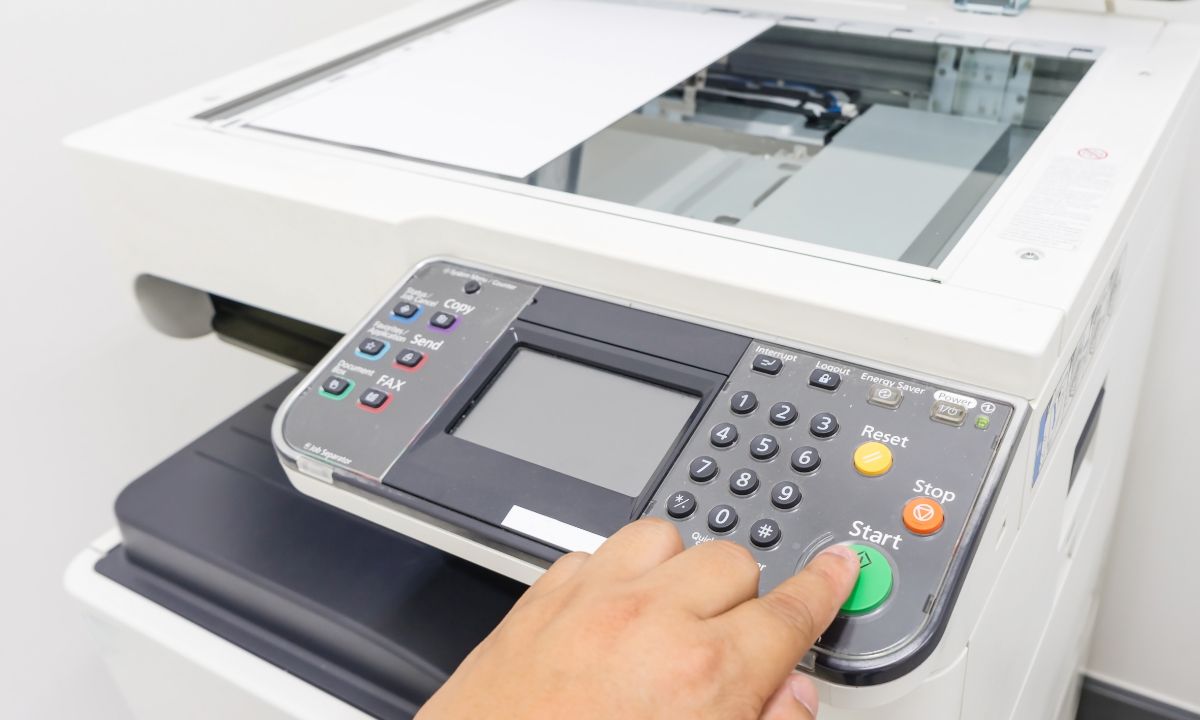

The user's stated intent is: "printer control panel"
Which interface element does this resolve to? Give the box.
[278,263,538,481]
[275,260,1024,685]
[644,343,1015,667]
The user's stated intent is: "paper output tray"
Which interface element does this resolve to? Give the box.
[94,377,523,719]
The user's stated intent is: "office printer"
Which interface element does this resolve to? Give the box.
[64,0,1200,718]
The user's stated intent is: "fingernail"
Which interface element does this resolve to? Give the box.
[818,544,860,567]
[788,673,819,715]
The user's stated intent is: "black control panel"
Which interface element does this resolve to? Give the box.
[275,260,1026,686]
[643,343,1019,682]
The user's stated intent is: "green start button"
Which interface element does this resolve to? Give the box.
[841,544,894,614]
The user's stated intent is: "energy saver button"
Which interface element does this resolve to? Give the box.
[841,544,893,614]
[903,497,944,535]
[868,385,903,409]
[853,442,893,477]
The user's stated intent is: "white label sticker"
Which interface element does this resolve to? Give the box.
[501,506,607,553]
[997,154,1117,251]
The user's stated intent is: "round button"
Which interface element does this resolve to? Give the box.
[771,481,801,510]
[853,442,893,477]
[790,446,821,473]
[902,497,944,535]
[707,505,738,533]
[710,423,738,448]
[750,519,781,548]
[729,468,759,496]
[688,456,719,483]
[730,391,758,415]
[768,401,798,427]
[840,544,893,614]
[749,434,779,460]
[666,491,697,519]
[464,279,482,294]
[810,412,839,439]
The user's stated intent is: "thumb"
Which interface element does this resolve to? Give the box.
[759,673,819,720]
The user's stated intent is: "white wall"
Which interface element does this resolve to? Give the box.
[0,2,403,718]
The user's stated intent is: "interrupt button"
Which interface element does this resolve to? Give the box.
[752,354,783,375]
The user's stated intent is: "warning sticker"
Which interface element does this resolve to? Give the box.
[998,154,1117,251]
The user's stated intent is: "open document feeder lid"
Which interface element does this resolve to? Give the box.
[215,0,1093,268]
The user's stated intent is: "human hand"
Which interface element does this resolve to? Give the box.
[418,518,861,719]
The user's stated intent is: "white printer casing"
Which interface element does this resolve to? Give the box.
[64,0,1200,718]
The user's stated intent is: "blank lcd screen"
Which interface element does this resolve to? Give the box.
[453,349,698,497]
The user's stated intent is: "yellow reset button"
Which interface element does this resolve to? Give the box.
[854,441,893,477]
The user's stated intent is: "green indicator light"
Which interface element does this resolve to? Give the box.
[974,415,991,430]
[840,544,893,615]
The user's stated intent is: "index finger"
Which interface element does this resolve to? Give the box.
[713,545,860,687]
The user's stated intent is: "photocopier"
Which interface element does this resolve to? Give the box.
[63,0,1200,718]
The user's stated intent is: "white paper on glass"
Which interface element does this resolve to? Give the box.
[249,0,774,177]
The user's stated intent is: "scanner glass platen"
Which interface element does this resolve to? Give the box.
[204,0,1092,269]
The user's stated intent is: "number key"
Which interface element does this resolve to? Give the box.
[688,456,719,483]
[810,412,839,439]
[771,481,801,510]
[710,423,739,448]
[708,505,738,533]
[769,401,798,427]
[730,390,758,415]
[790,446,821,473]
[728,468,759,496]
[749,434,779,460]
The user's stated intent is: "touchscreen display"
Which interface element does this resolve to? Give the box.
[453,349,698,497]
